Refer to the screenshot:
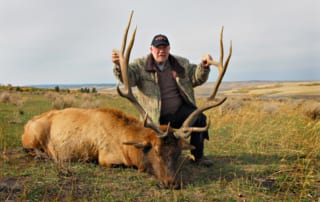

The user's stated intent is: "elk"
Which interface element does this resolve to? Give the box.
[21,11,232,189]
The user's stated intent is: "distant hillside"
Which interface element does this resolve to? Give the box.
[29,83,115,89]
[195,81,320,99]
[27,81,319,99]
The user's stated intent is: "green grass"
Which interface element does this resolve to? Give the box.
[1,90,319,201]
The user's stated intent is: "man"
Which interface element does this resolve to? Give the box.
[111,34,213,166]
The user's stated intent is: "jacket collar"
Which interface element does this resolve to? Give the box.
[145,54,185,77]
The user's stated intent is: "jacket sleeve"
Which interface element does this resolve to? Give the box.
[179,57,210,87]
[192,64,210,87]
[113,65,122,80]
[112,59,143,87]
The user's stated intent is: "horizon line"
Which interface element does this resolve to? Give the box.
[1,79,319,88]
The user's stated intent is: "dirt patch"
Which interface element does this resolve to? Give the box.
[0,176,23,193]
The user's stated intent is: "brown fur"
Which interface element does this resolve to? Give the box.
[22,107,193,188]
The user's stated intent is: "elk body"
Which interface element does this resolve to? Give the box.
[22,11,232,189]
[22,107,193,188]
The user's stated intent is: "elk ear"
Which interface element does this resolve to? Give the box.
[180,140,196,150]
[123,141,152,149]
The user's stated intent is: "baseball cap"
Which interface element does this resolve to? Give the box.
[151,34,170,47]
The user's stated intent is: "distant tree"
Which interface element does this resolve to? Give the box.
[80,87,90,93]
[91,87,97,93]
[8,84,14,91]
[55,86,60,92]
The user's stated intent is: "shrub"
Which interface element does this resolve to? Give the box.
[0,92,25,107]
[0,92,10,103]
[303,102,320,120]
[52,94,76,109]
[261,102,279,114]
[219,98,243,115]
[78,94,101,108]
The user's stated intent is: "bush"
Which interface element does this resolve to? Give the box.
[219,98,243,115]
[0,92,25,107]
[0,92,10,103]
[52,94,76,109]
[303,102,320,120]
[261,103,279,114]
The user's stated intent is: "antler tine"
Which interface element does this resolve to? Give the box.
[173,27,232,139]
[120,11,133,56]
[123,12,136,68]
[118,10,135,94]
[173,97,227,138]
[207,26,233,101]
[116,11,164,136]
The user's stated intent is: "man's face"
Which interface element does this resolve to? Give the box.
[150,45,170,63]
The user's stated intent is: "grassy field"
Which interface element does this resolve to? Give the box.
[1,82,320,201]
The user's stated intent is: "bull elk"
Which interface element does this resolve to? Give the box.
[21,11,232,189]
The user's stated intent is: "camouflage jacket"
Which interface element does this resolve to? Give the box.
[113,54,210,124]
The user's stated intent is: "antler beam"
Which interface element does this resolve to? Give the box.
[173,97,227,138]
[174,27,232,138]
[207,26,232,101]
[116,14,232,139]
[115,11,164,135]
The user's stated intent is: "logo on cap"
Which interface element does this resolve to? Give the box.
[151,34,170,47]
[155,36,167,41]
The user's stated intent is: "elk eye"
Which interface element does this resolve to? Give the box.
[142,144,152,153]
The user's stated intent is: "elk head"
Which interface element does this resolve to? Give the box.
[115,11,232,188]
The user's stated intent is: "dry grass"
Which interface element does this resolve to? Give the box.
[44,92,103,109]
[219,81,320,98]
[303,102,320,120]
[0,92,25,107]
[1,86,320,201]
[202,96,320,200]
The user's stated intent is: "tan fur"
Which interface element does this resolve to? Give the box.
[22,108,148,166]
[22,107,191,188]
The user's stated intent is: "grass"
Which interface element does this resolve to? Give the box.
[221,81,320,99]
[1,89,320,201]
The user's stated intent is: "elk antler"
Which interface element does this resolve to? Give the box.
[115,11,165,136]
[207,26,232,100]
[173,97,227,138]
[174,27,232,138]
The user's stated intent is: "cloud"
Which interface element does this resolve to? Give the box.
[0,0,319,85]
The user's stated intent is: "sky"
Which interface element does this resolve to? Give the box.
[0,0,319,86]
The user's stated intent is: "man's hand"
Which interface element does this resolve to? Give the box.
[112,50,120,66]
[201,54,213,68]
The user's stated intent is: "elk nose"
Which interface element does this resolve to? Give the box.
[160,178,180,189]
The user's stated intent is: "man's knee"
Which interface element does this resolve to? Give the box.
[195,113,207,127]
[194,114,209,140]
